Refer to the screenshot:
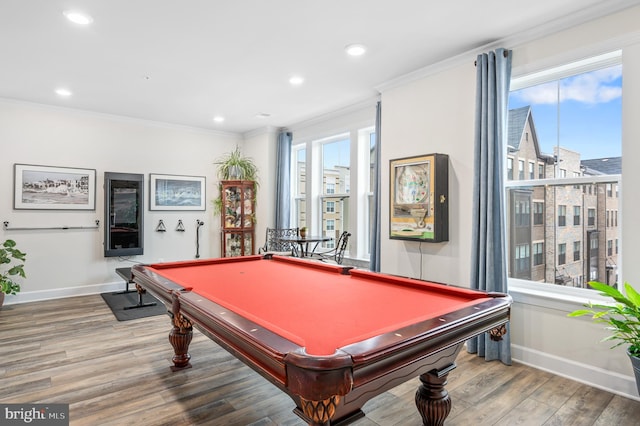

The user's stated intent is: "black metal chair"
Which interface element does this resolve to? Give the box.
[258,227,299,256]
[313,231,351,264]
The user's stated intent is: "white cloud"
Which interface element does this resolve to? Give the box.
[513,65,622,105]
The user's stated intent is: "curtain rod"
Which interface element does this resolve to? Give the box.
[474,49,510,66]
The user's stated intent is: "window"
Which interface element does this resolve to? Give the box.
[558,243,566,265]
[518,160,525,180]
[533,242,544,266]
[507,51,622,291]
[291,119,375,261]
[529,162,535,180]
[507,158,514,180]
[515,244,530,274]
[558,205,566,227]
[533,202,544,225]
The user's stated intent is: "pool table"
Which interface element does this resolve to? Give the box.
[132,255,511,426]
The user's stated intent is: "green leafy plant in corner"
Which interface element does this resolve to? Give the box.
[212,147,259,217]
[568,281,640,357]
[0,239,27,295]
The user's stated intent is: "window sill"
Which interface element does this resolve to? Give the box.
[508,278,609,312]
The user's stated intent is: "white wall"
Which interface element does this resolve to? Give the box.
[380,6,640,399]
[1,100,240,302]
[242,126,279,248]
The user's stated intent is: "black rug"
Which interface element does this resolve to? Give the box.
[101,291,167,321]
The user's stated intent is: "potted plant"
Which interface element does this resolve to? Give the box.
[213,147,259,216]
[299,227,307,238]
[568,281,640,394]
[0,239,27,307]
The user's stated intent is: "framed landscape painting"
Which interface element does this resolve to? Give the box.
[150,174,206,211]
[14,164,96,210]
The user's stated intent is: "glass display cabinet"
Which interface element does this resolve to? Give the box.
[220,180,255,257]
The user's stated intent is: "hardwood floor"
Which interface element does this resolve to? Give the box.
[2,295,640,426]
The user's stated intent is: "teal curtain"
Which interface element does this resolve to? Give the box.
[370,101,382,272]
[275,131,292,229]
[467,48,512,364]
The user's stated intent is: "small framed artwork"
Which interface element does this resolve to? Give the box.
[150,174,206,211]
[14,164,97,210]
[389,153,449,242]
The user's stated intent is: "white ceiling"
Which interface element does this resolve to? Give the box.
[1,1,638,135]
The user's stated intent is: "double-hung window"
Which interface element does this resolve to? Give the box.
[506,51,622,289]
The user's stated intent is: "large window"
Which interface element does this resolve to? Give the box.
[506,51,622,289]
[291,121,375,261]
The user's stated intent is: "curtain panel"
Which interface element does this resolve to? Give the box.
[370,101,382,272]
[467,48,512,364]
[275,131,292,229]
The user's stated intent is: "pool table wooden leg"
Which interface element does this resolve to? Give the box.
[168,292,193,371]
[414,363,456,426]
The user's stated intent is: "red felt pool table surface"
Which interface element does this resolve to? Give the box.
[147,255,491,355]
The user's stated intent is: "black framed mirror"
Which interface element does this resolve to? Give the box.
[104,172,144,257]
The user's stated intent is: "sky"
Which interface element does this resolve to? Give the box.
[509,64,622,160]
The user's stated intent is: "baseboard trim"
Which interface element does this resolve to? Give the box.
[2,281,123,305]
[512,344,640,401]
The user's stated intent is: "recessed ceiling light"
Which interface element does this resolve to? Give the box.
[289,76,304,86]
[213,116,225,123]
[345,44,366,56]
[63,10,93,25]
[55,88,72,97]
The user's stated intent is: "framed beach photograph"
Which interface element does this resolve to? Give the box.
[150,174,206,211]
[389,153,449,242]
[14,164,97,210]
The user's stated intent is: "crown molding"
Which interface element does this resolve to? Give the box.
[0,97,241,139]
[376,1,640,93]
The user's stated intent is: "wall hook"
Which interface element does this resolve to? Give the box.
[176,219,185,232]
[156,219,166,232]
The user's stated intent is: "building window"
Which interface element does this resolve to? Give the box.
[515,244,530,274]
[518,160,525,180]
[507,52,622,291]
[558,205,566,227]
[529,162,535,180]
[507,158,514,181]
[326,201,335,213]
[608,240,613,256]
[558,243,566,265]
[326,219,335,231]
[533,202,544,225]
[533,242,544,266]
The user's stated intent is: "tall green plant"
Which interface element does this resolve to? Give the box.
[214,147,258,181]
[0,239,26,295]
[213,147,259,216]
[568,281,640,357]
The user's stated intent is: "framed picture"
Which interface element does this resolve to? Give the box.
[150,174,206,211]
[14,164,96,210]
[389,153,449,242]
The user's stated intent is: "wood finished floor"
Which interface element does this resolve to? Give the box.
[1,295,640,426]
